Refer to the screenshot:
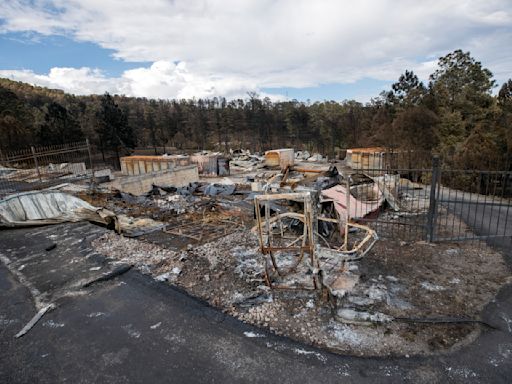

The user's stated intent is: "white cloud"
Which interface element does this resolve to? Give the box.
[0,67,120,95]
[0,61,285,100]
[44,67,119,94]
[0,0,511,99]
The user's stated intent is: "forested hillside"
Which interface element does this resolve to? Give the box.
[1,50,511,169]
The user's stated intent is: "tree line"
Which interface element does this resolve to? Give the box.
[0,50,511,170]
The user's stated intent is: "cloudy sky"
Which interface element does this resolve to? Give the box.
[0,0,510,101]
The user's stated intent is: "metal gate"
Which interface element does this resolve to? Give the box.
[349,155,512,245]
[432,165,512,247]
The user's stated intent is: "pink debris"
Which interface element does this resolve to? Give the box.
[321,185,383,221]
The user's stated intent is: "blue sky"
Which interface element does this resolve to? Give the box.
[263,79,392,103]
[0,33,150,77]
[0,31,392,101]
[0,1,510,101]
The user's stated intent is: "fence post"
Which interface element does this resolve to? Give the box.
[31,146,42,182]
[86,138,96,187]
[343,177,351,250]
[426,155,440,242]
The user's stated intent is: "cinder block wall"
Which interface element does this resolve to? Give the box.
[120,156,192,176]
[111,165,199,195]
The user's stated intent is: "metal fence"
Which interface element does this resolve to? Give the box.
[348,156,512,247]
[434,168,512,247]
[0,140,94,197]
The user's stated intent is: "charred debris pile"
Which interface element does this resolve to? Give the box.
[1,148,508,356]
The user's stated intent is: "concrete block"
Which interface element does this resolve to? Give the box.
[265,149,294,171]
[120,156,192,176]
[111,165,199,196]
[94,168,113,182]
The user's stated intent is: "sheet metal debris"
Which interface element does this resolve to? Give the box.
[0,191,117,228]
[0,191,165,238]
[321,184,383,223]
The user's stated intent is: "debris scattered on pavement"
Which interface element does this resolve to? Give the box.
[2,147,510,357]
[82,264,133,288]
[15,304,56,338]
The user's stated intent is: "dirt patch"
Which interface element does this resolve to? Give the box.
[91,222,510,357]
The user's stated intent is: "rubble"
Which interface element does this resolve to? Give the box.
[86,194,508,356]
[94,168,113,182]
[46,183,90,193]
[0,165,16,176]
[3,146,510,358]
[198,183,235,196]
[117,216,166,237]
[336,308,393,324]
[111,165,199,196]
[190,152,230,176]
[0,191,117,228]
[1,162,91,184]
[0,191,168,238]
[307,153,323,162]
[48,162,87,176]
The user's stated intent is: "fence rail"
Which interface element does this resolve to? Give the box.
[0,140,94,197]
[349,156,512,246]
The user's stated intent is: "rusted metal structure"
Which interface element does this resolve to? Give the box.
[254,192,319,290]
[253,189,378,294]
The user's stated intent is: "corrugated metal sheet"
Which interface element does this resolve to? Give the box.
[190,154,219,176]
[217,158,230,176]
[0,191,166,237]
[0,191,116,227]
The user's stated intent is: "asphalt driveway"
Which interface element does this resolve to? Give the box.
[0,222,511,383]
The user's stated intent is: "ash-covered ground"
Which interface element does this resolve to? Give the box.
[90,193,510,357]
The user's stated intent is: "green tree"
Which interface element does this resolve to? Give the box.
[0,86,34,149]
[497,79,512,166]
[429,50,496,159]
[498,79,512,107]
[392,106,439,151]
[38,102,83,145]
[430,50,495,116]
[391,70,426,106]
[96,93,135,166]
